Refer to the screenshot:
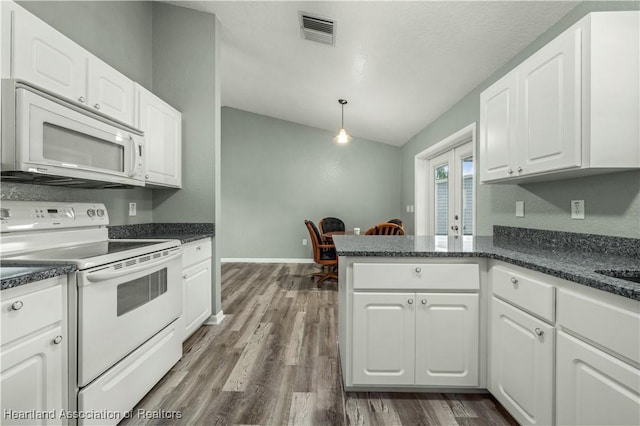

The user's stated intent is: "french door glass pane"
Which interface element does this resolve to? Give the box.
[461,157,474,235]
[434,164,448,236]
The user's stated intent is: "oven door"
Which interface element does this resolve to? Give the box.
[77,247,182,387]
[15,86,145,186]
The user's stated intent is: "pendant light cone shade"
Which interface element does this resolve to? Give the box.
[333,99,352,144]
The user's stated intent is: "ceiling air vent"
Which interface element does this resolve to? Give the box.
[299,12,336,46]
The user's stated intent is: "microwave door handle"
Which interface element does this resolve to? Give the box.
[84,250,182,283]
[128,136,138,177]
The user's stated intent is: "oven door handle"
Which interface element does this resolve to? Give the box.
[84,250,182,283]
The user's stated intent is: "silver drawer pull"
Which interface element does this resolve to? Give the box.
[183,274,188,279]
[510,277,518,285]
[94,103,101,110]
[11,301,23,311]
[408,299,414,305]
[53,335,63,344]
[197,247,202,251]
[534,328,544,336]
[421,299,427,305]
[415,267,422,273]
[78,96,85,103]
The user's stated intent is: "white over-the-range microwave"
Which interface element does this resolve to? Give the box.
[1,79,145,188]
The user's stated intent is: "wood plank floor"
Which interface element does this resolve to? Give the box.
[122,263,518,426]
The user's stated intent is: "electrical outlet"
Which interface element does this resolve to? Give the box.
[302,238,307,246]
[129,202,137,216]
[515,201,525,218]
[571,200,585,219]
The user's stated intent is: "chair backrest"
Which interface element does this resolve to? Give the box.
[387,218,404,229]
[305,220,325,263]
[319,217,345,234]
[365,222,405,235]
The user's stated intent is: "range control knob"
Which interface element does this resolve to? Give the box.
[87,209,96,217]
[96,209,105,217]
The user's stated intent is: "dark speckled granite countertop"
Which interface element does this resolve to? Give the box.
[108,223,214,244]
[1,263,77,291]
[333,233,640,301]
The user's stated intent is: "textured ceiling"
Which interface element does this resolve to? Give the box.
[167,1,579,146]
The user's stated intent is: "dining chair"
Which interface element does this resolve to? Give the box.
[365,222,405,235]
[387,218,404,229]
[319,217,345,234]
[304,220,338,283]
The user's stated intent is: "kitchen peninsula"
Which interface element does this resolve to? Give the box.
[333,227,640,425]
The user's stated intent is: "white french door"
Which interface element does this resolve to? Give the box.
[427,142,474,236]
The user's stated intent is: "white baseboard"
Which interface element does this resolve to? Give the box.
[221,258,314,264]
[204,310,225,325]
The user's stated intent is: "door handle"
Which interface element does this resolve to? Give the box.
[451,225,459,231]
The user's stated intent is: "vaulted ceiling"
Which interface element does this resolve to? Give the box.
[169,1,579,146]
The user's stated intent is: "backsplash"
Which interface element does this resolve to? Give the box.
[494,225,640,258]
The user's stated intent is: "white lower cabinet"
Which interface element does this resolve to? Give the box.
[0,277,67,425]
[556,331,640,426]
[490,297,554,426]
[182,239,212,340]
[352,291,479,387]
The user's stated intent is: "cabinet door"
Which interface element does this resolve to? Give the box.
[87,57,135,125]
[0,326,64,425]
[479,70,518,182]
[11,4,87,103]
[352,292,415,385]
[136,84,182,188]
[490,297,554,426]
[556,331,640,426]
[415,293,479,386]
[183,259,212,340]
[517,26,581,176]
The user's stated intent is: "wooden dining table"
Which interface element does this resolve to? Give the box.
[323,230,356,242]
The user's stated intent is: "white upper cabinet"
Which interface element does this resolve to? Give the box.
[479,70,518,181]
[135,84,182,188]
[4,2,136,126]
[517,26,581,176]
[88,57,135,124]
[480,11,640,183]
[9,3,87,102]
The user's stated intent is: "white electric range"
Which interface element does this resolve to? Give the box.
[1,201,184,425]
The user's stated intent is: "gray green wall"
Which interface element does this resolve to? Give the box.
[221,107,402,259]
[150,2,222,316]
[401,1,640,238]
[1,1,154,225]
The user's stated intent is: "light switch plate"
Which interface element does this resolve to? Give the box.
[571,200,585,219]
[515,201,524,218]
[129,202,137,216]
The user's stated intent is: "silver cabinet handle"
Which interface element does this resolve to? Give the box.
[451,225,459,231]
[408,299,414,305]
[197,247,202,251]
[517,167,523,173]
[534,328,544,336]
[53,335,63,344]
[183,274,188,279]
[421,299,427,305]
[415,267,421,273]
[94,103,101,110]
[78,96,86,103]
[510,277,518,285]
[11,301,23,311]
[508,169,514,174]
[145,175,149,179]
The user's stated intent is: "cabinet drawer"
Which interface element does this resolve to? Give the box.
[182,239,212,269]
[492,265,555,322]
[353,263,479,291]
[1,281,63,345]
[558,289,640,364]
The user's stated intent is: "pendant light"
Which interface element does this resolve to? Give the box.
[333,99,352,144]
